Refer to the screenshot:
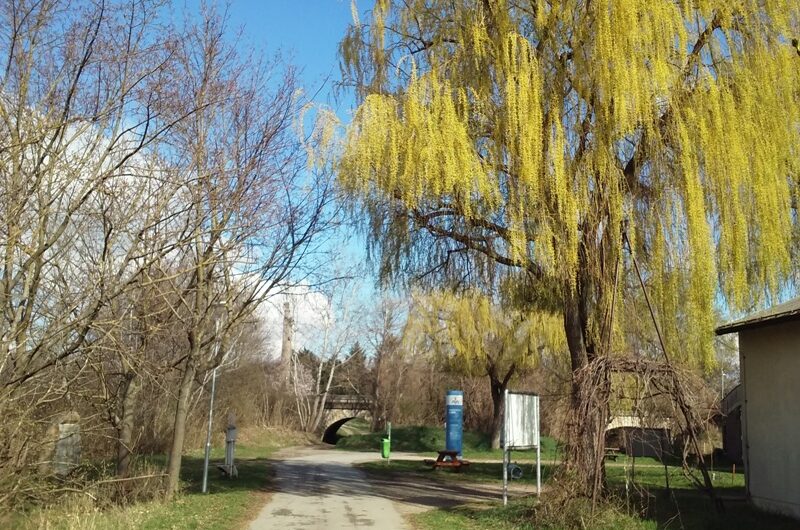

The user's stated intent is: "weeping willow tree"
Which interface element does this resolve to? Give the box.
[338,0,800,495]
[410,290,564,449]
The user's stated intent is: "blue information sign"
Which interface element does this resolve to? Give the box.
[445,390,464,456]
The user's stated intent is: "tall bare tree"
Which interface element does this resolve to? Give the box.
[0,0,338,503]
[291,281,361,433]
[0,1,201,497]
[156,8,337,496]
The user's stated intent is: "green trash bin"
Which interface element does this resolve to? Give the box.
[381,438,391,459]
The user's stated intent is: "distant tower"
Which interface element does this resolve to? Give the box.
[280,300,294,380]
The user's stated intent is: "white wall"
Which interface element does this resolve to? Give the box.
[740,321,800,519]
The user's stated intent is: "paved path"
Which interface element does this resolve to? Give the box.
[248,447,533,530]
[248,447,408,529]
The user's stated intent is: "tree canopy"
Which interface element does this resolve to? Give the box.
[412,290,563,378]
[408,289,564,447]
[339,0,800,368]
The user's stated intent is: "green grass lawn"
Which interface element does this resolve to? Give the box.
[83,456,274,530]
[409,468,797,530]
[415,493,799,530]
[348,429,795,530]
[336,417,372,437]
[414,496,655,530]
[604,458,745,490]
[359,458,556,486]
[14,427,312,530]
[359,455,743,491]
[336,423,560,461]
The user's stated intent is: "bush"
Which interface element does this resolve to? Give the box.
[337,424,492,453]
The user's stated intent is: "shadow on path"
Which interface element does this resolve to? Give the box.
[262,451,529,510]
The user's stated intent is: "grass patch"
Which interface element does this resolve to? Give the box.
[412,488,799,530]
[604,460,745,490]
[359,459,555,485]
[13,427,312,530]
[360,456,745,491]
[413,496,654,530]
[362,446,795,530]
[631,488,799,530]
[336,424,560,461]
[83,456,273,530]
[337,417,372,437]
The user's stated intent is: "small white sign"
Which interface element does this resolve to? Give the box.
[446,394,463,406]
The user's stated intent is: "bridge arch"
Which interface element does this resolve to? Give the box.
[322,416,361,444]
[320,395,373,444]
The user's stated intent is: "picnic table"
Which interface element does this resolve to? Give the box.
[424,450,471,472]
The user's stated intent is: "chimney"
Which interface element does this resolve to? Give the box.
[280,300,294,379]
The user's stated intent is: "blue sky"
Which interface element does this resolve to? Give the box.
[202,1,361,113]
[213,1,380,301]
[234,1,380,296]
[180,2,384,351]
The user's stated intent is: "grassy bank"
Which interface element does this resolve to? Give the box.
[359,455,744,490]
[412,490,799,530]
[356,442,796,530]
[360,459,556,485]
[413,496,654,530]
[336,423,560,461]
[13,427,312,530]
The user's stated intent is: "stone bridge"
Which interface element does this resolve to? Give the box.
[321,395,373,444]
[607,414,671,431]
[606,414,673,458]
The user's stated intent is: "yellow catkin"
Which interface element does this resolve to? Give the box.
[411,290,565,377]
[339,0,800,370]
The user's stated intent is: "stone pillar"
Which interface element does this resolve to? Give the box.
[40,411,81,476]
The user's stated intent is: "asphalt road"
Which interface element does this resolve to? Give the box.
[247,446,530,529]
[248,448,408,529]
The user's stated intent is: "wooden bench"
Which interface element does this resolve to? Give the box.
[604,447,622,461]
[427,450,471,472]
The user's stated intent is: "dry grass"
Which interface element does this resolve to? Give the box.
[5,427,314,530]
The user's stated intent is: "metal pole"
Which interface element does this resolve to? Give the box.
[502,389,508,506]
[536,396,541,497]
[202,366,218,494]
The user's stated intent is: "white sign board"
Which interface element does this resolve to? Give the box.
[502,390,542,504]
[504,392,539,450]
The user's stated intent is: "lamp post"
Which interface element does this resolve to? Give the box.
[202,319,222,494]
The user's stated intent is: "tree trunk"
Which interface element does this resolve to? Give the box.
[309,358,337,433]
[562,295,609,500]
[116,373,141,477]
[488,363,517,450]
[166,359,196,498]
[370,351,383,432]
[489,376,505,450]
